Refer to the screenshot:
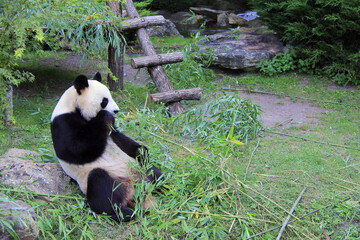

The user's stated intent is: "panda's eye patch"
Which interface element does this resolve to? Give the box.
[101,97,109,108]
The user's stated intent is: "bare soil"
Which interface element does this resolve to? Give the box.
[236,91,328,128]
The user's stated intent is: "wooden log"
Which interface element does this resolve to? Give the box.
[131,52,183,69]
[121,15,166,31]
[123,0,184,115]
[149,88,202,104]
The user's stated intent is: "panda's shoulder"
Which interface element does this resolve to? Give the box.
[52,110,85,126]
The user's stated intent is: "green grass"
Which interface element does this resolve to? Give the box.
[151,36,195,48]
[1,50,359,239]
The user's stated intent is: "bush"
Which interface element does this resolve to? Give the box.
[170,94,263,145]
[257,50,296,76]
[250,0,360,85]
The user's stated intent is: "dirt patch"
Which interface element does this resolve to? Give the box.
[236,91,329,128]
[123,64,151,85]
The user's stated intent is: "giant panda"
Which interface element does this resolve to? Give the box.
[50,72,163,222]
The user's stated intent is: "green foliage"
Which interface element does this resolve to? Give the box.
[112,107,255,239]
[162,37,217,91]
[257,50,296,76]
[0,0,127,126]
[250,0,360,85]
[170,94,263,145]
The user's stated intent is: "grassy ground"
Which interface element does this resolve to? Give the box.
[1,49,359,239]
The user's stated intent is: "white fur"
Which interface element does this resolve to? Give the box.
[58,138,136,194]
[76,80,119,121]
[51,86,77,121]
[51,80,119,121]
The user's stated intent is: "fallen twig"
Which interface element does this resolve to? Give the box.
[275,118,293,127]
[159,209,274,223]
[0,188,82,200]
[246,196,353,239]
[276,187,307,240]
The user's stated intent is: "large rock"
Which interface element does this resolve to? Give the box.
[146,19,183,37]
[228,13,248,26]
[217,13,229,27]
[0,194,39,240]
[196,31,285,71]
[0,148,71,195]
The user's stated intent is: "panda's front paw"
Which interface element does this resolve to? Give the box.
[97,110,115,126]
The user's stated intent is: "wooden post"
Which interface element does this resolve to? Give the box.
[107,1,124,91]
[123,0,184,114]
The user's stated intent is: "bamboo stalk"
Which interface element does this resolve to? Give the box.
[276,187,306,240]
[265,130,360,151]
[244,140,260,181]
[0,188,83,200]
[159,209,274,223]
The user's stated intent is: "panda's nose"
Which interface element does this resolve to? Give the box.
[114,110,119,114]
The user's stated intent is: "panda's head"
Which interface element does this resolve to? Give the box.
[51,72,119,121]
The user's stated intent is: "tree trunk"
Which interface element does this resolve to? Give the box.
[4,85,13,126]
[108,45,124,90]
[107,1,124,91]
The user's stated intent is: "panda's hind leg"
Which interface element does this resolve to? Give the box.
[86,168,133,222]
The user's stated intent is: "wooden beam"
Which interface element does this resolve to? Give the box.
[131,52,183,69]
[121,15,166,31]
[149,88,202,104]
[123,0,184,115]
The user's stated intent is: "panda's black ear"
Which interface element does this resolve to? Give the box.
[74,75,89,95]
[93,72,102,82]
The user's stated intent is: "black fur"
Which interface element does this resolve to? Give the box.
[51,109,114,164]
[110,129,163,183]
[74,75,89,95]
[110,130,149,165]
[93,72,102,82]
[101,97,109,109]
[146,166,164,184]
[87,168,133,222]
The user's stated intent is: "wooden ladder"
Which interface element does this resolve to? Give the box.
[122,0,202,115]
